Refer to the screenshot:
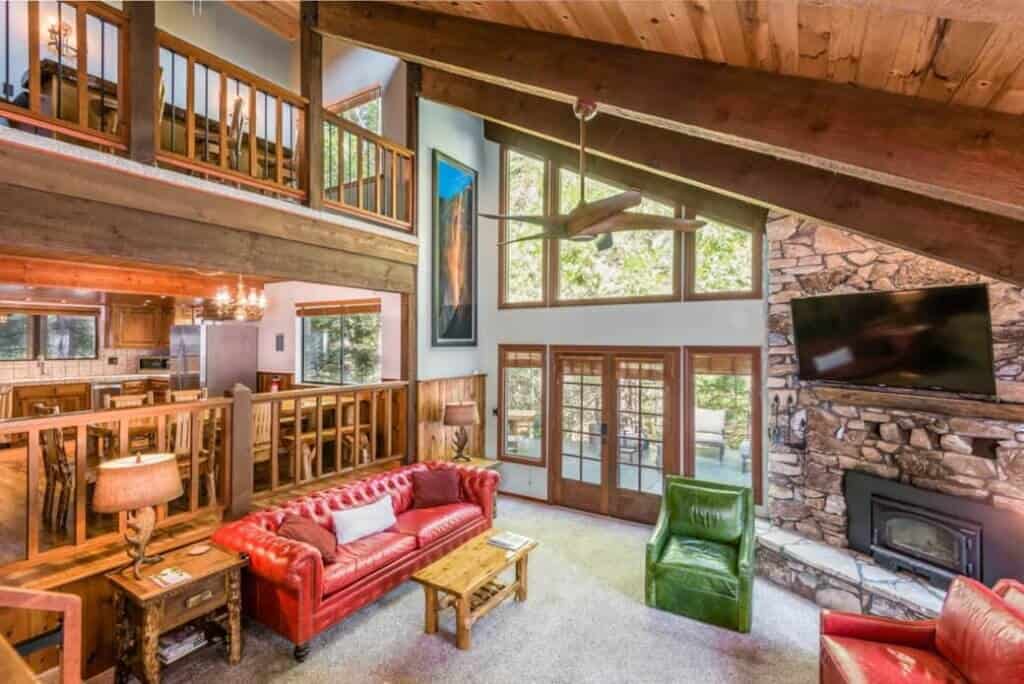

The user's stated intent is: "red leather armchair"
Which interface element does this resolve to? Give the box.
[213,462,498,660]
[820,577,1024,683]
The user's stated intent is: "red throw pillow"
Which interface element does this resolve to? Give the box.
[412,469,461,509]
[277,514,337,563]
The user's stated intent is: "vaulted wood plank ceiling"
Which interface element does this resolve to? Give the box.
[393,0,1024,115]
[233,2,1024,115]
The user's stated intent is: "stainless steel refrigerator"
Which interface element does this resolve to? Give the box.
[170,324,259,396]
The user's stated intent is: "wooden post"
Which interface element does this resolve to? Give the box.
[300,0,323,210]
[405,62,420,231]
[402,292,417,464]
[126,1,157,164]
[228,383,253,519]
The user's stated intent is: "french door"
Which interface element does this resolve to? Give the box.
[550,347,680,524]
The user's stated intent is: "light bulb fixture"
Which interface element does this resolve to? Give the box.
[211,275,266,322]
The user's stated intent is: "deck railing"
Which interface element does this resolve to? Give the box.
[251,381,408,494]
[0,0,128,151]
[0,397,232,569]
[323,111,415,231]
[156,31,307,202]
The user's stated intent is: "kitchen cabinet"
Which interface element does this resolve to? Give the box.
[13,383,91,417]
[107,298,172,349]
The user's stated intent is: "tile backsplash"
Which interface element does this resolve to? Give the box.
[0,348,168,381]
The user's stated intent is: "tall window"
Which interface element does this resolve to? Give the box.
[685,217,763,299]
[502,148,546,305]
[557,169,676,302]
[498,345,546,465]
[0,311,97,361]
[299,300,382,386]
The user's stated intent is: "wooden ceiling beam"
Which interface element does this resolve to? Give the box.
[0,254,247,299]
[320,2,1024,221]
[225,1,300,41]
[421,67,1024,286]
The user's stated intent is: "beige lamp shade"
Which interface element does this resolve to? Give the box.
[443,402,479,427]
[92,453,184,513]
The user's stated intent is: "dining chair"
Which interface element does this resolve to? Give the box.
[40,427,74,534]
[170,388,208,403]
[171,410,217,508]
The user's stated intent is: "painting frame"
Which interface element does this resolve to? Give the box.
[432,149,479,348]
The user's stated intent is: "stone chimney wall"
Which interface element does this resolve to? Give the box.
[765,213,1024,545]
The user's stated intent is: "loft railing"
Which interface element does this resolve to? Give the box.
[156,31,307,202]
[0,0,128,151]
[323,111,414,231]
[251,381,408,495]
[0,397,231,570]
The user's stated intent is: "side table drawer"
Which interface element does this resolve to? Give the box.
[161,574,226,631]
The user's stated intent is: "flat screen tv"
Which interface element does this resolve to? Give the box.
[791,284,995,395]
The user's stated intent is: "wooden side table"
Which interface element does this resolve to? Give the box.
[106,543,247,684]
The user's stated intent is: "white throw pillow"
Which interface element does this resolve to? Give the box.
[331,495,396,545]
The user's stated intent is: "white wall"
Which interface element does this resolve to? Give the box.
[415,99,496,380]
[258,282,402,381]
[156,1,298,91]
[323,40,407,144]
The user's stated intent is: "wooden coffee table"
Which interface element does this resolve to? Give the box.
[412,529,537,650]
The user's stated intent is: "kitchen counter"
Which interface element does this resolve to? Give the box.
[4,374,170,387]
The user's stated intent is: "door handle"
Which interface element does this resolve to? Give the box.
[600,422,608,444]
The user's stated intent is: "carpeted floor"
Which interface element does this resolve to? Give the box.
[166,497,821,684]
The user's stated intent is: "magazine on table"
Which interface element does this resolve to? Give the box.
[151,567,192,588]
[488,531,531,551]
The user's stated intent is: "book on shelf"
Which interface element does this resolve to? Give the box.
[488,531,531,551]
[158,625,207,665]
[151,567,192,588]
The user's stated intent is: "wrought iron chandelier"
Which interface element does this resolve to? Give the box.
[212,275,266,322]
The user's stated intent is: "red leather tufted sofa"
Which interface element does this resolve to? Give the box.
[212,462,499,660]
[819,576,1024,683]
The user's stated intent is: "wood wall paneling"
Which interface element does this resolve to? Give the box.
[416,374,487,461]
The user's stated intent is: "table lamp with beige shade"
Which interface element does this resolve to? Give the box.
[443,402,479,462]
[92,453,183,579]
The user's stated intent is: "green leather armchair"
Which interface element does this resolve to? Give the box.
[645,476,755,632]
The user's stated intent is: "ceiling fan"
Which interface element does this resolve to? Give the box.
[481,100,705,251]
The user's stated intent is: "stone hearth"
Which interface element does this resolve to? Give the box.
[756,521,944,620]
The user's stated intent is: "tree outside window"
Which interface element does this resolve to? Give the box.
[45,315,97,360]
[0,314,31,360]
[558,169,675,301]
[302,313,381,386]
[692,219,755,294]
[504,149,545,304]
[341,97,381,135]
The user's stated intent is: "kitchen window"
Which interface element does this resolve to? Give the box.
[0,311,98,361]
[299,299,382,386]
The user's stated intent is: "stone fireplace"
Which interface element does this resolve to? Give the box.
[758,212,1024,614]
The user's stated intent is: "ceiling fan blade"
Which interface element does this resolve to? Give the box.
[566,191,642,235]
[479,213,568,230]
[497,232,551,246]
[574,213,707,237]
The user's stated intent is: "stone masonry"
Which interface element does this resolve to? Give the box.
[765,212,1024,544]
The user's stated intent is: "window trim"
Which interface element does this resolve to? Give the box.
[497,343,548,467]
[498,146,550,309]
[683,214,765,301]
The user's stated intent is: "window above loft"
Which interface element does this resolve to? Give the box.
[329,85,382,136]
